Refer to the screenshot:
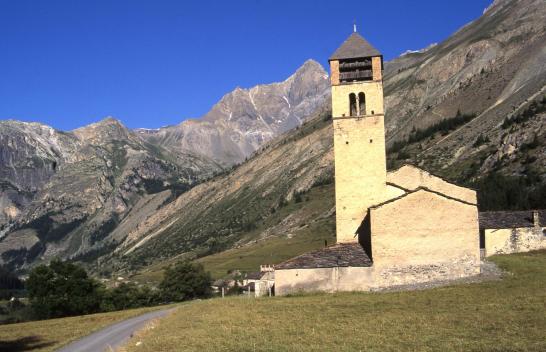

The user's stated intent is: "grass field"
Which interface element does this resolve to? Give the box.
[0,305,173,352]
[125,251,546,352]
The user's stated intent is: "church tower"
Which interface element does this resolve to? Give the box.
[329,30,387,243]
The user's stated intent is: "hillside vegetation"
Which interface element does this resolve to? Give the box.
[125,252,546,352]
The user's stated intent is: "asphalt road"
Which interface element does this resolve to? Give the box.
[57,308,174,352]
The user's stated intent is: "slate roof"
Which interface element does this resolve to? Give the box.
[330,32,381,61]
[479,210,545,229]
[244,272,263,280]
[275,243,372,270]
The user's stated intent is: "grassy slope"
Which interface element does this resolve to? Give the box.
[131,184,335,283]
[0,305,172,352]
[126,251,546,352]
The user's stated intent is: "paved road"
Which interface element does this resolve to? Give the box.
[57,308,174,352]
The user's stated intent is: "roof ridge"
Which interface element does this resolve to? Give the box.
[388,163,477,192]
[370,186,476,210]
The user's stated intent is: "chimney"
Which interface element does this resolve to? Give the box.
[533,210,540,228]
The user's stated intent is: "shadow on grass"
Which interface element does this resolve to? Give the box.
[0,336,56,352]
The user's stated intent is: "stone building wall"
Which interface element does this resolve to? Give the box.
[275,256,480,296]
[331,82,384,118]
[275,266,374,296]
[485,227,546,256]
[387,165,477,204]
[333,115,387,242]
[329,60,340,85]
[370,189,480,276]
[372,57,382,80]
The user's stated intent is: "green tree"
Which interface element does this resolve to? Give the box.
[101,282,160,312]
[26,259,102,319]
[159,261,211,302]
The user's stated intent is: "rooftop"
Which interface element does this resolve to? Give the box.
[275,243,372,270]
[329,32,381,61]
[479,210,545,229]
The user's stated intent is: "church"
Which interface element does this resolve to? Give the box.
[274,31,481,295]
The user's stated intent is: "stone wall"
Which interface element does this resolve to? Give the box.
[387,165,477,204]
[372,57,382,81]
[275,266,374,296]
[331,82,384,118]
[370,189,480,275]
[485,227,546,256]
[330,60,340,85]
[275,256,480,296]
[333,115,387,243]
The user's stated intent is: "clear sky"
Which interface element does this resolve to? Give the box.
[0,0,492,130]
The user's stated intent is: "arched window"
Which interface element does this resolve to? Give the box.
[349,93,357,117]
[358,92,366,116]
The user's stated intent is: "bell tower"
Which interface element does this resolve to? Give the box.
[329,31,387,243]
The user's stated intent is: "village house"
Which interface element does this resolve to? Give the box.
[479,210,546,256]
[242,265,275,297]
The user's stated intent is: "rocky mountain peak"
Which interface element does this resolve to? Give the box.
[140,60,330,166]
[294,59,327,76]
[73,116,132,144]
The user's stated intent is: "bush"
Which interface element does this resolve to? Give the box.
[26,259,103,319]
[294,191,303,203]
[473,134,490,147]
[101,282,160,312]
[397,150,411,160]
[159,261,211,302]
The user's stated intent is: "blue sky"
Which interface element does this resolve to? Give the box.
[0,0,492,130]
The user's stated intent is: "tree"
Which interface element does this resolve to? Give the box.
[159,261,211,302]
[101,282,160,312]
[26,259,102,319]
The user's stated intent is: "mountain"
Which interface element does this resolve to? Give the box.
[0,61,330,271]
[382,0,546,181]
[0,117,221,269]
[137,60,329,166]
[1,0,545,275]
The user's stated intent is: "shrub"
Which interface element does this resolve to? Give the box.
[397,150,411,160]
[101,282,160,312]
[473,133,490,147]
[159,261,211,302]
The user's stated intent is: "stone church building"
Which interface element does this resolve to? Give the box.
[274,31,481,295]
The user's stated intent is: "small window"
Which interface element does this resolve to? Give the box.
[358,92,366,115]
[349,93,357,117]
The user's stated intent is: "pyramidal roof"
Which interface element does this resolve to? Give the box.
[329,32,381,61]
